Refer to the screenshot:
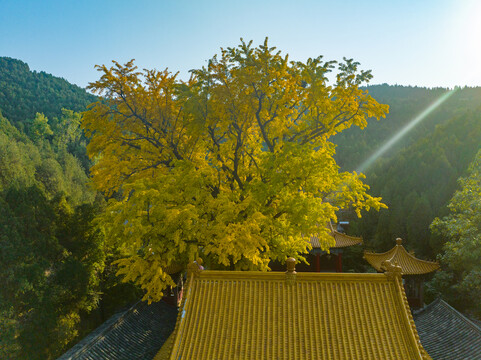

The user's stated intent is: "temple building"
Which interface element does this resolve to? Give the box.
[413,298,481,360]
[56,236,481,360]
[56,258,481,360]
[155,258,430,360]
[306,222,363,272]
[363,238,439,308]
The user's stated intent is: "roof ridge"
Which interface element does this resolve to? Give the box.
[332,230,362,240]
[391,272,431,359]
[437,299,481,333]
[194,270,390,281]
[162,259,202,359]
[364,246,397,256]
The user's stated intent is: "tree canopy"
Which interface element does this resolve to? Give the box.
[0,112,104,359]
[429,148,481,316]
[83,39,388,301]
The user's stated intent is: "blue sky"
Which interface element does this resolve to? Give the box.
[1,0,480,89]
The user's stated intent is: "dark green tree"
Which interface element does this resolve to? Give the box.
[0,187,105,359]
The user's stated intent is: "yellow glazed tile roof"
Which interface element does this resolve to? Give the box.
[364,238,440,275]
[310,222,363,249]
[161,260,430,360]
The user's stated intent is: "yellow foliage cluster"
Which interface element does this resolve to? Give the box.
[83,39,388,301]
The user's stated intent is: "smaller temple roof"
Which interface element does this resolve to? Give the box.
[414,298,481,360]
[57,301,177,360]
[159,259,430,360]
[310,222,363,250]
[364,238,439,275]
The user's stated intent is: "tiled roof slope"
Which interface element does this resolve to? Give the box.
[161,260,430,360]
[58,300,177,360]
[310,222,363,249]
[364,238,439,275]
[414,299,481,360]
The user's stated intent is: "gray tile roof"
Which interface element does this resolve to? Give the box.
[414,298,481,360]
[58,301,177,360]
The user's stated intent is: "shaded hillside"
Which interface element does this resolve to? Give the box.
[334,84,481,171]
[0,57,96,128]
[337,86,481,259]
[0,112,101,360]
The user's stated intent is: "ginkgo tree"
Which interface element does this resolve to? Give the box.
[83,39,388,301]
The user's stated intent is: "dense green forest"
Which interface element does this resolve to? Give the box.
[1,57,481,358]
[334,85,481,256]
[0,58,139,360]
[0,57,96,128]
[334,85,481,315]
[334,85,481,172]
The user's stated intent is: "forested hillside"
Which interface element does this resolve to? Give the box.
[0,57,96,128]
[334,85,481,171]
[334,85,481,256]
[0,60,139,360]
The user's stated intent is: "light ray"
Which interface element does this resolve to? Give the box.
[356,88,458,173]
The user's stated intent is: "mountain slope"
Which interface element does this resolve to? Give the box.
[334,85,481,259]
[0,57,96,127]
[334,84,481,171]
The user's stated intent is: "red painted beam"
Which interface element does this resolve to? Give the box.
[337,253,343,273]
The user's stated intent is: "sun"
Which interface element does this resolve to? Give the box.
[449,0,481,82]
